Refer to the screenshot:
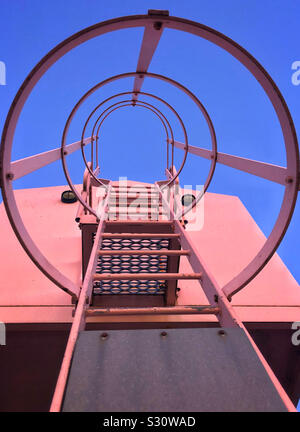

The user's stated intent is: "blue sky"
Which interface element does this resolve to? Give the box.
[0,0,299,411]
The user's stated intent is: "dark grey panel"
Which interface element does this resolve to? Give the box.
[63,328,288,412]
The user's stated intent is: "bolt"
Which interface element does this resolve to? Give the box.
[6,172,14,180]
[160,331,167,338]
[285,176,293,184]
[139,74,144,79]
[63,150,68,155]
[100,332,108,340]
[218,329,226,337]
[153,21,162,31]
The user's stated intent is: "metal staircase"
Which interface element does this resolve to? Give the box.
[92,182,185,307]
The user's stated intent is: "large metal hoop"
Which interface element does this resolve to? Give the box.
[90,99,175,170]
[91,100,214,221]
[61,73,216,216]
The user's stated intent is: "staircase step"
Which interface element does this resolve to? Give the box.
[104,220,174,234]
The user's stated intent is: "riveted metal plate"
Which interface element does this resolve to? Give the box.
[63,328,287,412]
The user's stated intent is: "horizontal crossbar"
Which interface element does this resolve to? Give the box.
[102,233,180,238]
[11,137,92,180]
[93,272,202,281]
[85,305,219,316]
[171,139,293,187]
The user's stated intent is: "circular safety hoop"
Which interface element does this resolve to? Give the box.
[61,74,217,217]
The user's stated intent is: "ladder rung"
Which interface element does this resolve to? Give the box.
[93,272,202,281]
[109,196,159,200]
[97,249,190,256]
[108,211,166,215]
[85,305,219,317]
[111,193,159,197]
[114,185,156,189]
[102,233,180,239]
[109,203,159,207]
[111,189,158,192]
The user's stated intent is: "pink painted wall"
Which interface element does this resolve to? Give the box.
[0,183,299,324]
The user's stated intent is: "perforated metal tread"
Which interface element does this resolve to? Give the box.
[93,236,170,295]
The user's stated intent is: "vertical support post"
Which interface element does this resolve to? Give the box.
[132,11,167,104]
[165,234,181,305]
[154,180,296,412]
[50,183,112,412]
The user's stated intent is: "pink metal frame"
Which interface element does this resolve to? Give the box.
[154,181,296,412]
[10,137,92,181]
[171,140,291,186]
[50,182,112,412]
[65,72,217,193]
[83,94,178,181]
[85,305,220,316]
[60,74,217,229]
[0,14,298,303]
[91,99,175,170]
[66,83,188,194]
[132,18,164,105]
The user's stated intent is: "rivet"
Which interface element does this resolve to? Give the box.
[100,332,108,340]
[6,172,14,180]
[285,176,293,184]
[218,329,226,336]
[153,21,162,30]
[160,331,167,337]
